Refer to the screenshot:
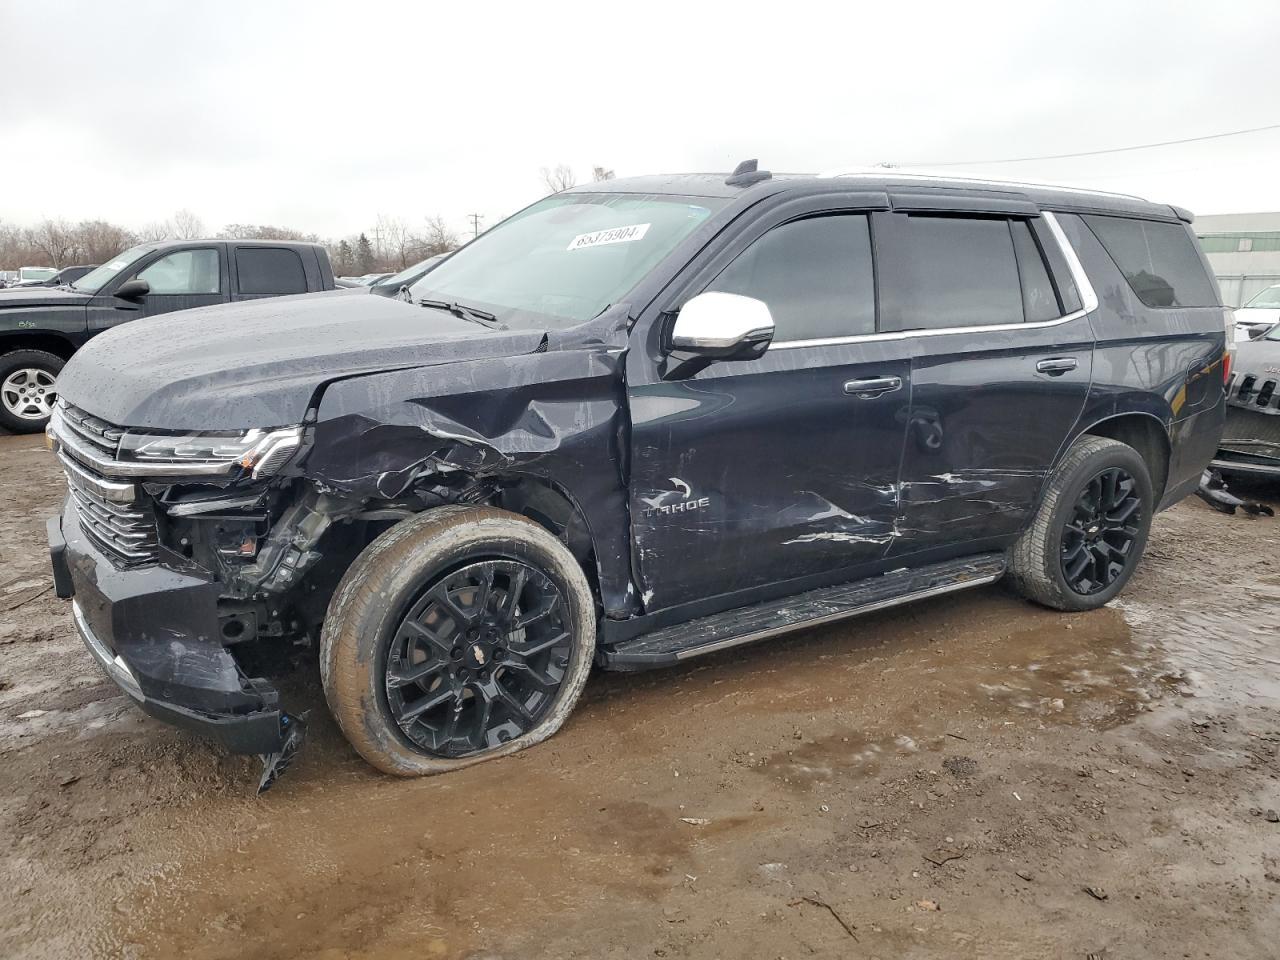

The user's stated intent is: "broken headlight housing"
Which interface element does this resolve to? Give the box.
[117,426,304,479]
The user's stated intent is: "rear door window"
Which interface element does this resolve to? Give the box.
[236,247,307,295]
[1083,215,1218,308]
[881,215,1024,330]
[705,214,875,341]
[1010,220,1061,322]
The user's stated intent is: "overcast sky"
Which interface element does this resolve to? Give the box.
[3,0,1280,242]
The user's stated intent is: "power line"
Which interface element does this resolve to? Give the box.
[912,121,1280,167]
[467,213,483,239]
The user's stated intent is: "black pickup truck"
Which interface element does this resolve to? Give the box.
[0,239,334,432]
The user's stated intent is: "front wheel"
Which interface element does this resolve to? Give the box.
[321,505,596,777]
[0,349,64,433]
[1007,436,1154,612]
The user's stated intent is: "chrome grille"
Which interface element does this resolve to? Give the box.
[54,404,160,566]
[59,403,124,457]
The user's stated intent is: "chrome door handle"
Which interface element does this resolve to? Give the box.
[844,375,903,398]
[1036,357,1078,375]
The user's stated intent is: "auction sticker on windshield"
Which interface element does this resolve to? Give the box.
[567,223,651,251]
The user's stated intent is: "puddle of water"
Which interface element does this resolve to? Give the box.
[91,537,1280,959]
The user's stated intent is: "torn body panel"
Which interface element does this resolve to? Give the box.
[308,337,636,618]
[54,501,292,756]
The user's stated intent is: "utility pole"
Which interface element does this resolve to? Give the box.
[468,213,483,239]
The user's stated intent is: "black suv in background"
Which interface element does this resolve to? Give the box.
[0,239,334,432]
[46,166,1226,787]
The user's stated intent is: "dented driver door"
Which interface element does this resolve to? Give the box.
[625,205,913,613]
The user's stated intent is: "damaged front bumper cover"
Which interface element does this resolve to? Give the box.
[49,505,299,763]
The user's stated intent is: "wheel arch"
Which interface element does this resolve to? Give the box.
[496,475,602,603]
[1073,412,1171,503]
[0,333,78,361]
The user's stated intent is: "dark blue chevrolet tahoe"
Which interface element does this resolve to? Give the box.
[45,165,1228,788]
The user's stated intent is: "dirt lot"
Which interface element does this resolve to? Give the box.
[1,430,1278,960]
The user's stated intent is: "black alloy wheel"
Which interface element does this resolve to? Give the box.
[384,559,572,757]
[1059,466,1143,596]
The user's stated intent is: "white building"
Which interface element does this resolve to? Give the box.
[1194,212,1280,307]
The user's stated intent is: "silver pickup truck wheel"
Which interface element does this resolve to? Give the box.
[0,350,63,433]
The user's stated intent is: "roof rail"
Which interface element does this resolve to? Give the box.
[817,166,1146,202]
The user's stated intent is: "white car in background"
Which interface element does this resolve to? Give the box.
[1234,284,1280,341]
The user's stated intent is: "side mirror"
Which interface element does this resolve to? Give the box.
[662,292,774,380]
[115,278,150,300]
[670,291,774,357]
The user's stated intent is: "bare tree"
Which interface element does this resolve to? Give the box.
[136,221,171,243]
[171,208,206,240]
[592,166,615,181]
[28,219,78,267]
[541,164,577,194]
[218,224,319,242]
[375,214,414,269]
[75,220,135,263]
[417,215,459,258]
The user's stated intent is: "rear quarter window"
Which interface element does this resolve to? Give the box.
[1083,216,1218,308]
[236,247,307,295]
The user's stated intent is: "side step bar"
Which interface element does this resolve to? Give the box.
[601,553,1006,671]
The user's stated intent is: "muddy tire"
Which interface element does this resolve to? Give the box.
[321,505,595,777]
[1006,435,1154,612]
[0,349,64,433]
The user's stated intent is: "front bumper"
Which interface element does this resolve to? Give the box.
[48,502,290,755]
[1210,453,1280,477]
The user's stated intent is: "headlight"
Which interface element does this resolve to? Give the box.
[118,427,303,479]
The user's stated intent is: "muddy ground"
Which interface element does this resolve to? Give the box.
[1,430,1277,960]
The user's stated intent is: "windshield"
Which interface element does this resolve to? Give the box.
[378,255,444,288]
[408,192,725,328]
[1246,285,1280,310]
[71,245,155,293]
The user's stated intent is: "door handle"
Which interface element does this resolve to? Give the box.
[1036,357,1078,375]
[844,375,903,398]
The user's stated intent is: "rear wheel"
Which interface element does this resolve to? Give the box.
[1007,436,1154,611]
[0,349,64,433]
[321,506,595,776]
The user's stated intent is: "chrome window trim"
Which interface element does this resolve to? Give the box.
[769,211,1098,350]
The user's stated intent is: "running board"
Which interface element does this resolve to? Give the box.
[601,553,1006,671]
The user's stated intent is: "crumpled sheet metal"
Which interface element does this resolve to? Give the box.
[308,344,637,617]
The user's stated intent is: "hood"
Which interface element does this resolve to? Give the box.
[57,290,551,430]
[1236,306,1280,326]
[0,286,91,309]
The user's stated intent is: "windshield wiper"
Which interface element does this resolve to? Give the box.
[418,298,506,330]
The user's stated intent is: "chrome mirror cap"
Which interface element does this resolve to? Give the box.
[670,291,775,355]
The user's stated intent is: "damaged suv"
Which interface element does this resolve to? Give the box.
[47,164,1227,786]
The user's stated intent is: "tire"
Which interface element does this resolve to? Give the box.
[1007,436,1154,612]
[321,505,596,777]
[0,349,64,433]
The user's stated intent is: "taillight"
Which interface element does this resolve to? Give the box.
[1224,308,1236,386]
